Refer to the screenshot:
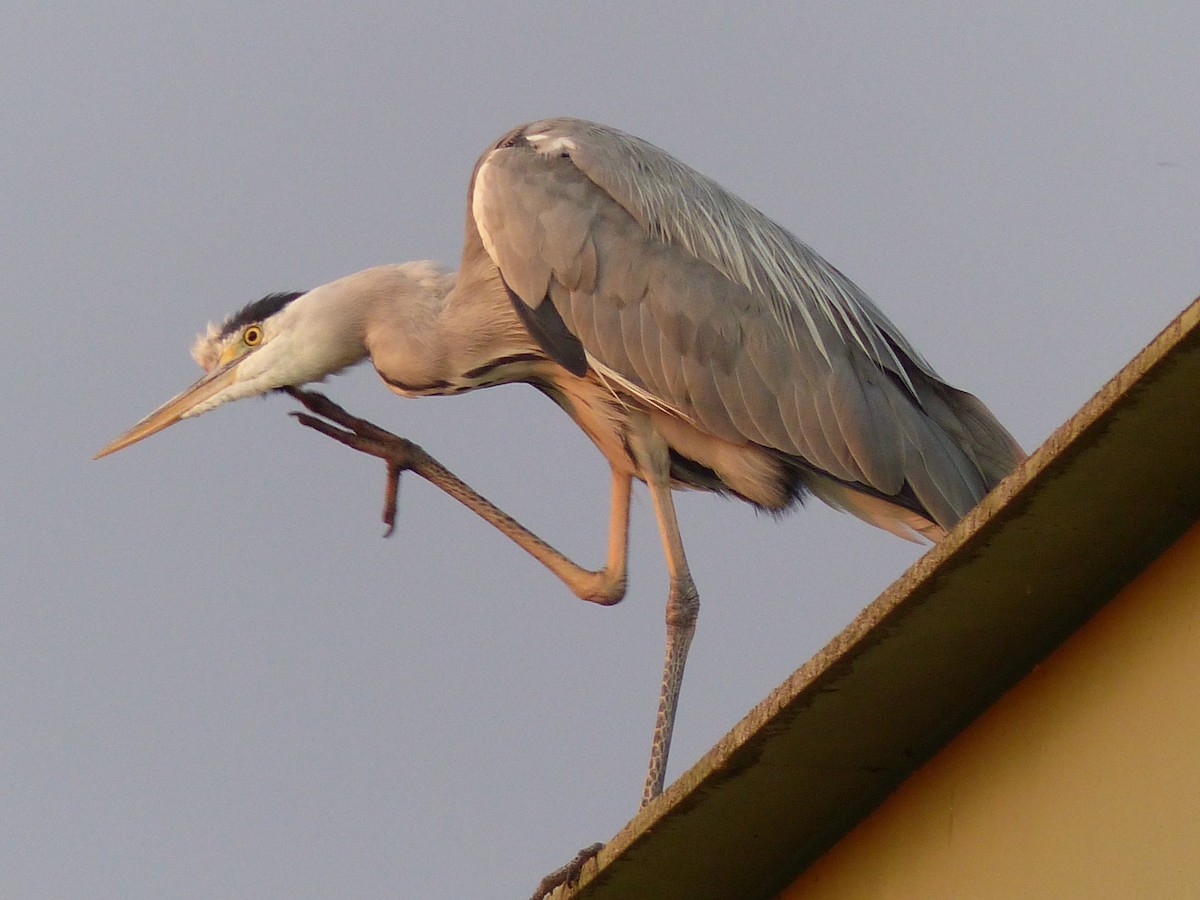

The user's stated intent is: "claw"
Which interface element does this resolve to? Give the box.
[287,389,415,537]
[382,461,402,537]
[529,842,603,900]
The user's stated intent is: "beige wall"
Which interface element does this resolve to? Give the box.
[780,519,1200,899]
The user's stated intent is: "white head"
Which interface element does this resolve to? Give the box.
[95,262,453,458]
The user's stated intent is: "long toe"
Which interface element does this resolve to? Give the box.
[529,842,603,900]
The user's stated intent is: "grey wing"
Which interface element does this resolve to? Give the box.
[471,118,1022,527]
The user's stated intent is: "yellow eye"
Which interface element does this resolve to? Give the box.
[243,325,264,346]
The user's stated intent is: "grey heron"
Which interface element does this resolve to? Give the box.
[96,117,1023,814]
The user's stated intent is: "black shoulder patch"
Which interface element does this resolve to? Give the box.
[219,291,306,339]
[502,278,587,377]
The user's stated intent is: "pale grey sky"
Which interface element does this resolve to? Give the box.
[4,3,1199,898]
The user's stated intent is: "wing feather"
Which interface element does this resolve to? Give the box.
[520,118,935,394]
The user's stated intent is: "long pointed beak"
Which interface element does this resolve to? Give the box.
[94,360,242,459]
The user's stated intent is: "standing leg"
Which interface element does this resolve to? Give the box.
[629,417,700,806]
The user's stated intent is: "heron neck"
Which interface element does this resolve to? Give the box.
[436,265,545,390]
[363,263,542,397]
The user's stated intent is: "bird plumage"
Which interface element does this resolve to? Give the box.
[470,117,1022,538]
[141,116,1022,537]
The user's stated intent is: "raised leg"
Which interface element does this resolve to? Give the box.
[286,387,630,606]
[629,416,700,806]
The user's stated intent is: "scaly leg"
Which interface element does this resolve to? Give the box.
[629,416,699,806]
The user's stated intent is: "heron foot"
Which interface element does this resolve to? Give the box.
[284,388,625,616]
[529,842,603,900]
[285,387,421,536]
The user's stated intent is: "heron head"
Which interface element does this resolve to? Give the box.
[95,263,456,459]
[94,289,318,459]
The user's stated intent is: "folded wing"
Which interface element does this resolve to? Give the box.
[470,117,1022,530]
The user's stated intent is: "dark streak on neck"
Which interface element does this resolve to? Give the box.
[461,352,545,381]
[377,371,453,394]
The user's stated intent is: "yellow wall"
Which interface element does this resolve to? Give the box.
[780,519,1200,900]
